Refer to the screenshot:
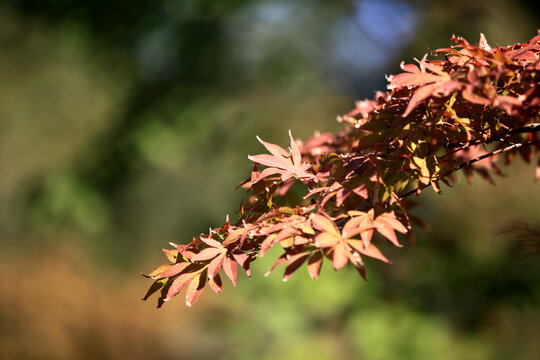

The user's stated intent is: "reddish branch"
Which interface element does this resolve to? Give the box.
[451,140,540,173]
[508,123,540,134]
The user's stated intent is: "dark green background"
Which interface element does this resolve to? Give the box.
[0,1,539,359]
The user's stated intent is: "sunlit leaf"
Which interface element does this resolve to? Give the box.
[191,247,224,262]
[248,131,316,182]
[185,271,206,307]
[208,253,226,280]
[155,262,190,279]
[165,271,199,302]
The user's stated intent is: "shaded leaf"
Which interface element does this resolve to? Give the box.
[208,274,223,294]
[222,256,238,287]
[307,252,323,280]
[232,251,254,278]
[142,279,166,301]
[283,253,310,281]
[265,253,287,277]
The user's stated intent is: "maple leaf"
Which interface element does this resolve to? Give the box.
[248,130,317,182]
[193,235,227,280]
[265,248,322,282]
[346,210,408,248]
[388,56,462,117]
[257,215,312,256]
[197,232,255,284]
[311,214,390,271]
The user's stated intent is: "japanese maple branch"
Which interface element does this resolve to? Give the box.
[446,123,540,149]
[448,140,540,173]
[507,123,540,135]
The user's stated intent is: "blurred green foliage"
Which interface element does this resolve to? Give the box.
[0,0,539,359]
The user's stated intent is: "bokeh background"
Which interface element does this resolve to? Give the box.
[1,1,539,359]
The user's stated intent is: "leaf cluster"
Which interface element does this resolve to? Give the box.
[143,32,540,307]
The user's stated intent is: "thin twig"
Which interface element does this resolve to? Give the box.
[399,139,540,199]
[446,123,540,148]
[450,140,539,173]
[507,123,540,134]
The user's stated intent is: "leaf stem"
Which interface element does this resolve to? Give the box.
[399,139,540,199]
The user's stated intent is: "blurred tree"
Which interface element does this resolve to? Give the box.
[0,2,539,359]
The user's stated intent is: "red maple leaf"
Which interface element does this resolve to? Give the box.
[248,130,317,182]
[388,56,462,117]
[346,209,408,248]
[310,214,391,271]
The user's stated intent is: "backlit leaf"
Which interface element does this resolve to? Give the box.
[191,247,225,262]
[315,232,339,248]
[311,214,340,237]
[185,271,207,307]
[145,264,171,279]
[208,253,226,280]
[222,256,238,287]
[165,271,199,301]
[248,131,316,182]
[155,262,190,279]
[162,249,179,263]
